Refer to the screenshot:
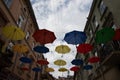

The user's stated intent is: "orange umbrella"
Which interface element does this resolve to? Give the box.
[46,67,54,72]
[54,59,66,66]
[58,67,68,72]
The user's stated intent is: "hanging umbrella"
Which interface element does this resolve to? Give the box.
[46,67,54,72]
[2,25,25,40]
[58,67,68,72]
[21,67,29,71]
[77,43,93,54]
[113,28,120,40]
[12,44,29,53]
[55,45,71,54]
[64,30,87,45]
[32,29,56,45]
[95,27,115,44]
[88,56,100,63]
[32,67,41,72]
[83,65,93,70]
[37,59,49,65]
[19,57,32,63]
[71,59,83,66]
[33,45,49,53]
[70,66,80,72]
[54,59,66,66]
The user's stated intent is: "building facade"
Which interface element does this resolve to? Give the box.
[74,0,120,80]
[0,0,54,80]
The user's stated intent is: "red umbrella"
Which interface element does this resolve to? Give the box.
[37,59,49,65]
[77,43,93,54]
[70,66,80,72]
[113,28,120,40]
[32,29,56,45]
[21,67,29,71]
[88,56,100,63]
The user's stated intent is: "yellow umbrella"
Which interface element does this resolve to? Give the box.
[12,44,29,53]
[55,45,71,54]
[54,59,66,66]
[46,67,54,72]
[2,25,25,40]
[58,67,68,72]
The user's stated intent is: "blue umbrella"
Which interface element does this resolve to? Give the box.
[83,65,93,70]
[19,57,32,63]
[32,67,41,72]
[33,45,49,53]
[64,30,87,45]
[71,59,83,66]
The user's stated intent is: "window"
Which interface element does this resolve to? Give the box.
[92,16,99,27]
[17,15,24,27]
[99,1,106,15]
[3,0,12,8]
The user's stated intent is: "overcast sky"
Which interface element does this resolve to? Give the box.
[30,0,93,79]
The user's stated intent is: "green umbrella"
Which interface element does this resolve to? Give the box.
[95,27,115,44]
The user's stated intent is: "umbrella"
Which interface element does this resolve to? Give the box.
[32,67,41,72]
[77,43,93,54]
[12,44,29,53]
[32,29,56,45]
[113,28,120,40]
[46,67,54,72]
[2,25,25,40]
[64,30,87,45]
[37,59,49,65]
[33,45,49,53]
[58,67,68,72]
[95,27,115,44]
[83,65,93,70]
[55,45,71,54]
[19,57,32,63]
[21,67,29,71]
[71,59,83,66]
[88,56,100,63]
[70,66,80,72]
[54,59,66,66]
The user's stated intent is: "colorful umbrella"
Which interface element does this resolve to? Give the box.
[54,59,66,66]
[32,29,56,45]
[95,27,115,44]
[64,30,87,45]
[32,67,41,72]
[55,45,71,54]
[2,25,25,40]
[46,67,54,72]
[37,59,49,65]
[58,67,68,72]
[88,56,100,63]
[77,43,93,54]
[71,59,83,66]
[33,45,49,53]
[12,44,29,53]
[19,57,32,63]
[83,65,93,70]
[70,66,80,72]
[21,67,29,71]
[113,28,120,40]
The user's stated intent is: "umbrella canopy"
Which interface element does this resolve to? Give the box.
[32,67,41,72]
[95,27,115,44]
[64,30,87,45]
[113,28,120,40]
[19,57,32,63]
[77,43,93,54]
[12,44,29,53]
[83,65,93,70]
[54,59,66,66]
[37,59,49,65]
[55,45,71,54]
[46,67,54,72]
[88,56,100,63]
[32,29,56,45]
[58,67,68,72]
[33,45,49,53]
[71,59,83,66]
[2,25,25,40]
[21,67,29,71]
[70,66,80,72]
